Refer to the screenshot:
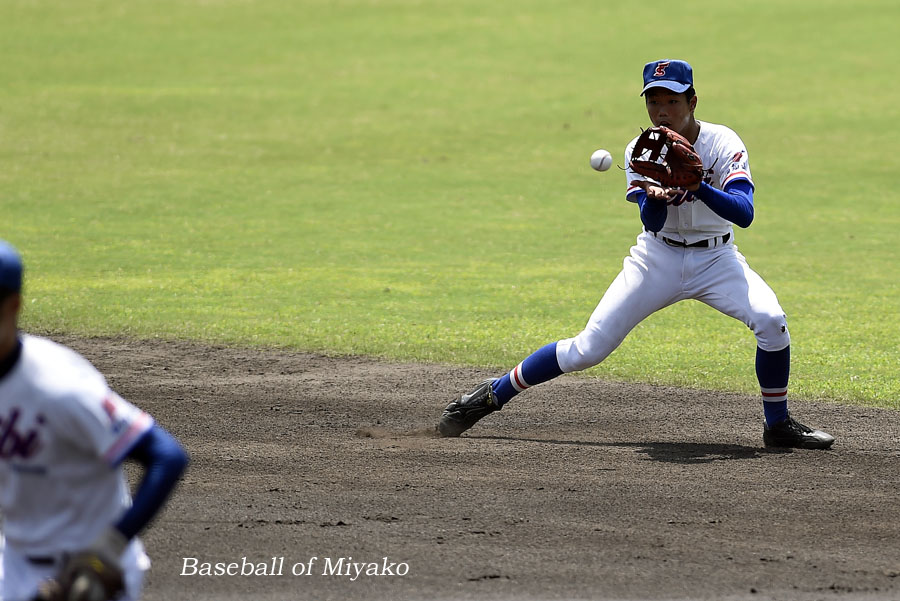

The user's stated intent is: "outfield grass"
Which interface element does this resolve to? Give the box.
[2,0,898,408]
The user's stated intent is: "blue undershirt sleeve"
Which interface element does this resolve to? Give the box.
[629,190,668,232]
[694,179,755,228]
[114,424,189,540]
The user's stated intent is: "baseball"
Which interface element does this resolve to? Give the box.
[590,149,613,172]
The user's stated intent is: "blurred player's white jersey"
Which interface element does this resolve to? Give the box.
[0,334,153,555]
[625,120,753,244]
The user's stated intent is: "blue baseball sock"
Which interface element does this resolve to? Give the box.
[492,342,564,406]
[757,346,790,427]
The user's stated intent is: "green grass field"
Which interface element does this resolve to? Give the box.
[2,0,898,408]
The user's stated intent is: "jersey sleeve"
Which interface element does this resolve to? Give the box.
[717,131,753,190]
[56,373,155,467]
[94,391,155,466]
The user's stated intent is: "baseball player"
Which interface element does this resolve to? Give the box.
[437,59,834,450]
[0,240,190,601]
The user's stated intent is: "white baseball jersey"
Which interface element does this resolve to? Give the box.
[0,334,153,555]
[624,120,753,244]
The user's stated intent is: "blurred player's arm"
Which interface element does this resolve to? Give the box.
[114,424,189,539]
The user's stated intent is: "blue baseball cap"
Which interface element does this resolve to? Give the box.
[641,59,693,95]
[0,240,23,292]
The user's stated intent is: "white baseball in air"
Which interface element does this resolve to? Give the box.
[590,149,613,172]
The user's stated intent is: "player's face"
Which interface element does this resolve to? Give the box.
[644,89,696,136]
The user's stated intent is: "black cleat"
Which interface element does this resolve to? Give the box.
[437,379,500,437]
[763,414,835,449]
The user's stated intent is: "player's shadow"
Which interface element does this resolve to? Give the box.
[474,436,789,464]
[617,441,789,464]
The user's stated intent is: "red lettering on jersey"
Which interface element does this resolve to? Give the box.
[730,151,744,163]
[654,61,670,77]
[0,408,42,459]
[102,397,118,420]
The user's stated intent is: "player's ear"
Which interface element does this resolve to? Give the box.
[689,94,698,113]
[2,293,21,318]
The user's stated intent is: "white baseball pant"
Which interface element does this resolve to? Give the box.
[556,231,789,373]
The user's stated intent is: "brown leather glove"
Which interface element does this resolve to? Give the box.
[629,126,704,189]
[35,529,127,601]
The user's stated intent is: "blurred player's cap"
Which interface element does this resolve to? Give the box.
[641,59,693,95]
[0,240,23,292]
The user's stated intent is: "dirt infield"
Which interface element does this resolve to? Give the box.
[58,336,899,601]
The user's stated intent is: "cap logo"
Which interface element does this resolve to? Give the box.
[654,61,670,77]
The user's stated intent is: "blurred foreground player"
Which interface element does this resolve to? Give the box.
[0,240,189,601]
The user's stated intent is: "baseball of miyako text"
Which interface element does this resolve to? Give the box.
[181,556,410,580]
